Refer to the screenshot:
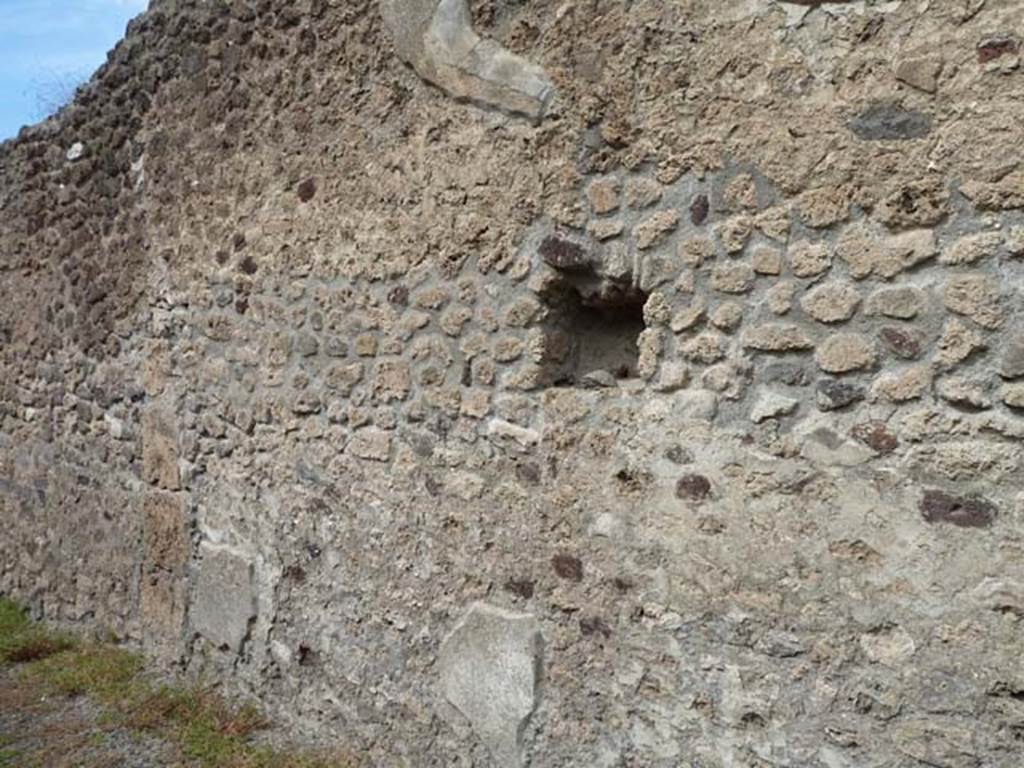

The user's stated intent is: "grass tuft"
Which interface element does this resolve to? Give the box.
[0,598,77,664]
[1,597,359,767]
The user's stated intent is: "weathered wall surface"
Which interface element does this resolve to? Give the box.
[2,1,1024,765]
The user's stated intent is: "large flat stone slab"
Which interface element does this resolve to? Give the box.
[438,603,542,767]
[381,0,555,120]
[191,543,256,654]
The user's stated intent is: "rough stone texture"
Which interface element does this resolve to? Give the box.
[944,273,1004,329]
[816,333,878,374]
[800,282,861,323]
[142,493,189,572]
[866,286,926,319]
[1001,335,1024,379]
[438,603,541,767]
[743,323,813,352]
[3,2,1024,765]
[380,0,555,120]
[787,240,831,278]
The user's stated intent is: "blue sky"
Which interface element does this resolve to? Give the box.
[0,0,148,140]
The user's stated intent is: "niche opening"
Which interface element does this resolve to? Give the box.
[539,280,648,387]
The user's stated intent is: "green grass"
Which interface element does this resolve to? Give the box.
[0,599,76,664]
[0,598,358,767]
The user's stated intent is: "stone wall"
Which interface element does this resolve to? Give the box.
[2,1,1024,765]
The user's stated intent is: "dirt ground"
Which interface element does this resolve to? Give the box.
[0,666,178,768]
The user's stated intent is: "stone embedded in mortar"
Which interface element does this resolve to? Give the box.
[625,178,663,210]
[751,246,782,276]
[977,35,1020,63]
[710,263,755,294]
[676,473,711,502]
[349,428,392,461]
[538,235,591,272]
[751,389,799,423]
[866,286,926,320]
[682,332,726,364]
[920,490,997,529]
[635,210,680,250]
[588,219,624,241]
[690,194,709,225]
[938,377,992,410]
[1003,384,1024,410]
[894,58,942,94]
[934,319,986,369]
[710,302,743,332]
[872,365,932,403]
[586,177,620,215]
[380,0,555,120]
[192,543,257,653]
[800,282,861,323]
[817,379,865,411]
[551,553,583,581]
[670,300,705,333]
[1007,227,1024,258]
[816,333,877,374]
[715,216,753,254]
[848,103,932,141]
[851,420,899,454]
[438,603,542,767]
[944,273,1004,329]
[960,171,1024,212]
[879,326,925,361]
[766,281,796,315]
[787,241,831,278]
[876,181,950,230]
[797,186,851,229]
[940,231,1002,266]
[743,323,812,352]
[1001,336,1024,379]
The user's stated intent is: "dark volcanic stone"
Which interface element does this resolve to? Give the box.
[817,379,865,411]
[676,473,712,502]
[921,490,996,529]
[539,235,591,272]
[848,104,932,141]
[552,553,584,582]
[504,578,535,599]
[690,194,709,225]
[878,326,923,360]
[297,178,317,202]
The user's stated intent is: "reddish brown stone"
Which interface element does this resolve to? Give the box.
[552,553,583,581]
[297,178,317,202]
[978,36,1019,64]
[850,421,899,454]
[539,235,591,272]
[878,326,923,360]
